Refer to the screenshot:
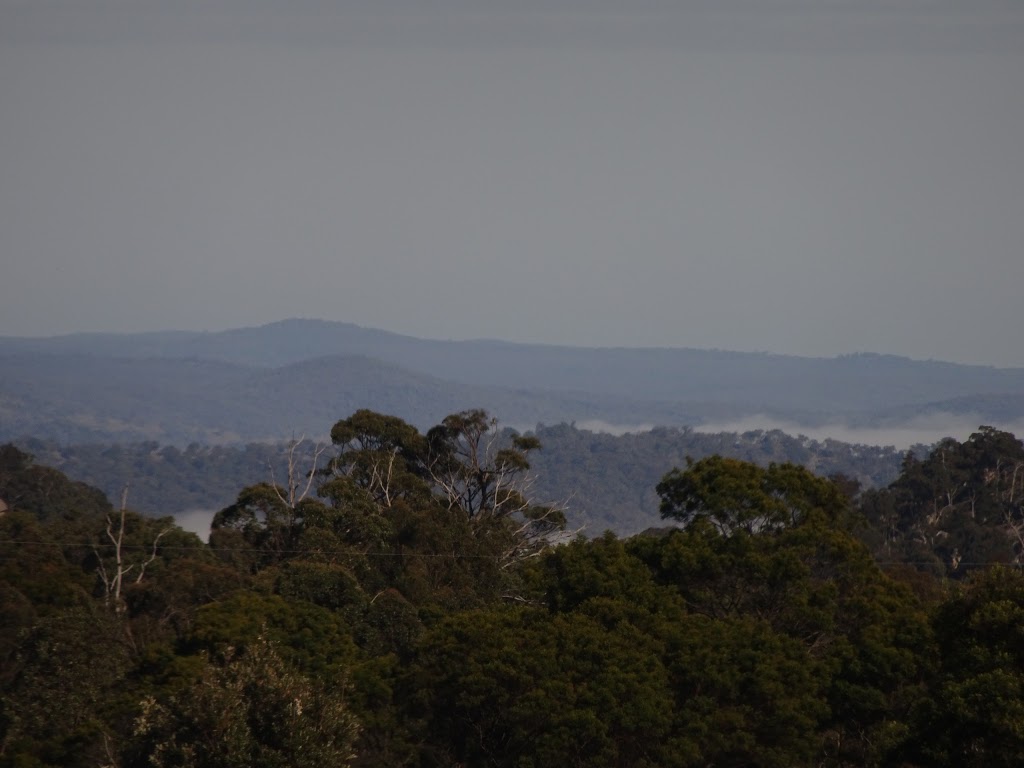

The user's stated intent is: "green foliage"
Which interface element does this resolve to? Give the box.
[188,592,359,678]
[133,635,359,768]
[525,423,903,534]
[351,589,422,658]
[11,420,1024,768]
[904,567,1024,767]
[11,424,907,537]
[382,501,511,607]
[0,510,94,664]
[645,459,935,766]
[0,606,134,768]
[859,426,1024,577]
[270,560,366,612]
[0,444,112,524]
[423,410,567,566]
[408,605,676,768]
[329,410,432,508]
[532,532,667,616]
[123,556,249,644]
[664,613,827,768]
[657,456,848,533]
[207,410,567,609]
[210,482,303,568]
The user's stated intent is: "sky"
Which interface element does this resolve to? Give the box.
[2,1,1023,366]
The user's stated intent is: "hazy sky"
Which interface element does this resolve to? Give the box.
[2,1,1023,366]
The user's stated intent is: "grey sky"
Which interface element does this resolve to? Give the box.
[2,1,1023,366]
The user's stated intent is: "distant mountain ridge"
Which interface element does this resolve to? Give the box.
[2,318,1023,444]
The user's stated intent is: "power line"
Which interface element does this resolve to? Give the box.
[0,539,512,560]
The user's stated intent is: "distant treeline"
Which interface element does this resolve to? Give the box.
[13,424,909,535]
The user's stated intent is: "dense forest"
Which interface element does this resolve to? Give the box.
[13,424,907,536]
[3,410,1024,767]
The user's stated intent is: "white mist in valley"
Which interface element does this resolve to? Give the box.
[692,414,1024,452]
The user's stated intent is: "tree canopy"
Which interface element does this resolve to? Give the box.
[3,418,1024,767]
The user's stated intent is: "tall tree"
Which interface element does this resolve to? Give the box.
[426,410,566,565]
[657,455,848,534]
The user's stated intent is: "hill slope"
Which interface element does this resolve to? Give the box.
[3,319,1024,443]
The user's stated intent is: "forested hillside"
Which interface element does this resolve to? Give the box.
[4,319,1024,444]
[14,423,907,536]
[3,412,1024,767]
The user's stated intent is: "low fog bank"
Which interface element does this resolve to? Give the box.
[572,419,657,436]
[529,415,1024,449]
[692,414,1024,451]
[513,420,658,437]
